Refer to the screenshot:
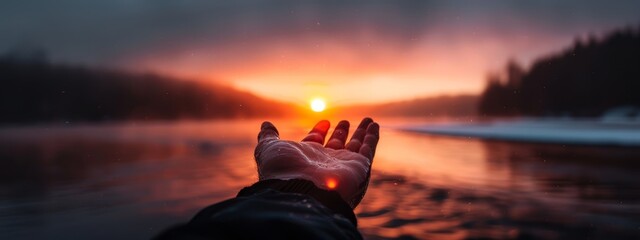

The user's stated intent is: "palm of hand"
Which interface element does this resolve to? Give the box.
[255,118,379,208]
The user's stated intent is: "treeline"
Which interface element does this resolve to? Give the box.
[479,26,640,117]
[334,95,478,117]
[0,59,292,124]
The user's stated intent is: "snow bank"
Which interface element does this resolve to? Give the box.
[399,119,640,146]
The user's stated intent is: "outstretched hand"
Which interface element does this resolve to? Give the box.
[254,118,380,208]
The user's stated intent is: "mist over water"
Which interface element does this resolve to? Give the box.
[0,119,638,239]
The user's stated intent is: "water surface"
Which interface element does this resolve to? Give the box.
[1,119,639,239]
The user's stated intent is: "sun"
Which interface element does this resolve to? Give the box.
[310,98,326,112]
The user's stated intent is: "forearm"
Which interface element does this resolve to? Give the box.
[155,179,362,240]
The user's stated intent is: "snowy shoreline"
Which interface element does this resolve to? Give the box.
[398,119,640,146]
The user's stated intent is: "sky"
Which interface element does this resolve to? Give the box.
[1,0,639,105]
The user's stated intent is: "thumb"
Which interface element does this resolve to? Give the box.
[258,121,279,142]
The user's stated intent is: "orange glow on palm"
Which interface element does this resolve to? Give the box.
[310,98,326,112]
[326,178,337,189]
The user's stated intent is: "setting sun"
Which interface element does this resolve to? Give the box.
[310,98,326,112]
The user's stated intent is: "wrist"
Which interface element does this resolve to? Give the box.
[257,172,363,208]
[237,179,357,226]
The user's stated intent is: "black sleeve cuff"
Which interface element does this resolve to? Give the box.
[237,179,358,226]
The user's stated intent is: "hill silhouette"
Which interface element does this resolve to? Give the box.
[479,26,640,117]
[0,58,293,125]
[333,95,478,118]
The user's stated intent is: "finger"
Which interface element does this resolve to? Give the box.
[346,117,373,152]
[258,121,279,142]
[325,120,350,149]
[302,120,330,144]
[359,122,380,160]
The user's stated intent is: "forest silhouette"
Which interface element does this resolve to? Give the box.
[479,26,640,117]
[0,58,291,124]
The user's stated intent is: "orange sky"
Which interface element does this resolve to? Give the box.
[4,1,637,106]
[130,27,576,106]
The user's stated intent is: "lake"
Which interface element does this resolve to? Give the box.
[1,119,639,239]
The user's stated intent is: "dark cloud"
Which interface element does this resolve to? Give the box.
[1,0,638,68]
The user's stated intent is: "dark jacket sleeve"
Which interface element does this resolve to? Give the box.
[154,179,363,240]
